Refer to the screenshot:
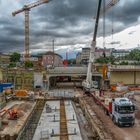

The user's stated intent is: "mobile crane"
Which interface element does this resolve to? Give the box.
[12,0,52,61]
[82,0,119,92]
[82,0,135,126]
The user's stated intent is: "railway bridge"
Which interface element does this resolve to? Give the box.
[46,66,102,90]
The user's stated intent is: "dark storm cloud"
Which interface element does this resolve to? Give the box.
[0,0,140,54]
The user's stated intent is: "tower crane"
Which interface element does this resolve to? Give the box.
[82,0,120,92]
[12,0,52,61]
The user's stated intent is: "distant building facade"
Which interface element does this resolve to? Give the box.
[42,51,63,67]
[76,52,82,64]
[76,47,112,65]
[0,53,10,67]
[81,48,90,65]
[112,49,130,58]
[95,48,112,59]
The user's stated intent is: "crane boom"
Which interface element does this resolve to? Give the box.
[12,0,51,16]
[82,0,102,91]
[82,0,120,92]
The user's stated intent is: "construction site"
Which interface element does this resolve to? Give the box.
[1,0,140,140]
[0,87,140,140]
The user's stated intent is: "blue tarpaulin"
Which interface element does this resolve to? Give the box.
[0,83,13,92]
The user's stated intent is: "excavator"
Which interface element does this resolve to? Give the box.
[0,108,18,120]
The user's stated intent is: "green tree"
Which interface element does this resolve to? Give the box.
[127,49,140,61]
[95,55,115,64]
[119,61,128,65]
[8,62,16,68]
[24,61,33,68]
[10,52,20,62]
[68,59,76,64]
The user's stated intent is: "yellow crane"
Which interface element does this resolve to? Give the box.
[12,0,52,61]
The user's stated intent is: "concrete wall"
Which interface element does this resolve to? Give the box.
[0,69,2,82]
[2,69,34,90]
[110,71,140,85]
[34,72,43,88]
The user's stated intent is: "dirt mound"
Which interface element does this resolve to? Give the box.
[18,110,25,117]
[17,103,32,112]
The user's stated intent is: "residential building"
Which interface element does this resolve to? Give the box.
[76,47,112,65]
[81,48,90,65]
[0,53,10,67]
[95,48,112,59]
[42,51,63,67]
[76,52,82,64]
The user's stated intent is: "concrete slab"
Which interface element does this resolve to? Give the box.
[0,101,35,135]
[48,89,75,98]
[65,101,82,140]
[32,101,60,140]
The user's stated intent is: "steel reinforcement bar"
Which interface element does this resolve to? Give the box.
[16,99,45,140]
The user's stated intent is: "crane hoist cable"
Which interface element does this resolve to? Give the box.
[103,0,106,58]
[111,4,114,47]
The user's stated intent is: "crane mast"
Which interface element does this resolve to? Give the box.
[82,0,119,92]
[12,0,51,61]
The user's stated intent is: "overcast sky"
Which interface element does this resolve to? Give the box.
[0,0,140,58]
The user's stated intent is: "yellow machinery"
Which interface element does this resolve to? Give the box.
[15,90,28,97]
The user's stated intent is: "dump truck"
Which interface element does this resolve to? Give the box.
[91,90,135,126]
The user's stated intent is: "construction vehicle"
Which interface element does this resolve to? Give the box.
[12,0,52,61]
[13,89,34,100]
[7,108,18,120]
[91,91,135,126]
[0,108,18,120]
[15,89,28,97]
[82,0,119,92]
